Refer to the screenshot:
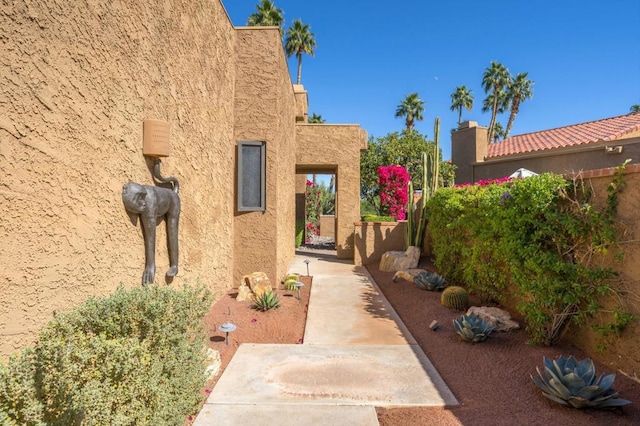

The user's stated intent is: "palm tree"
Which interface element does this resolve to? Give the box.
[631,105,640,113]
[285,20,316,85]
[482,91,509,143]
[395,93,425,131]
[308,113,325,123]
[504,73,534,138]
[450,86,474,125]
[493,122,506,142]
[247,0,284,33]
[307,112,326,188]
[482,61,510,143]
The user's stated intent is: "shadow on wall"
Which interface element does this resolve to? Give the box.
[354,221,406,266]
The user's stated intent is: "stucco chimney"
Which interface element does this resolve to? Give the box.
[451,121,488,185]
[293,84,308,123]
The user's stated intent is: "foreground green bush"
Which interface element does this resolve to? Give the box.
[0,284,212,425]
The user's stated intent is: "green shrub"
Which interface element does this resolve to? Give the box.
[0,284,212,425]
[427,165,629,346]
[295,221,304,248]
[360,215,396,222]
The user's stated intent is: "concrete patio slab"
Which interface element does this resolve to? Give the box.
[206,343,457,407]
[193,404,378,426]
[303,268,416,345]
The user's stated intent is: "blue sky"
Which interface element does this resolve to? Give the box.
[223,0,640,161]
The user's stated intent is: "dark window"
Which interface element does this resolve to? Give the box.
[237,140,266,212]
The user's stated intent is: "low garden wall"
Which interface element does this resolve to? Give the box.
[354,221,406,266]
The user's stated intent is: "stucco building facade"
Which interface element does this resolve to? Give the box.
[1,1,366,357]
[452,114,640,184]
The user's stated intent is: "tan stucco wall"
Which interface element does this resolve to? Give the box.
[232,27,296,286]
[1,0,237,356]
[450,122,488,185]
[354,222,406,266]
[319,215,335,238]
[296,124,366,258]
[563,168,640,374]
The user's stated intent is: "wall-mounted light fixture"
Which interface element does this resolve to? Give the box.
[143,119,171,157]
[605,145,623,155]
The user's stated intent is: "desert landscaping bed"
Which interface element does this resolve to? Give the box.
[200,261,639,425]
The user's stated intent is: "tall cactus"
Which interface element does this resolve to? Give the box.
[405,117,440,249]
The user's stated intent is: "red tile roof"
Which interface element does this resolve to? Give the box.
[487,113,640,158]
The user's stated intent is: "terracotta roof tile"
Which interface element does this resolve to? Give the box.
[487,113,640,158]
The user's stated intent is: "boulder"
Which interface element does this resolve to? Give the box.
[236,283,253,302]
[242,271,273,298]
[379,246,421,272]
[467,306,520,332]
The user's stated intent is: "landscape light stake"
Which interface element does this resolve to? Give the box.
[294,281,304,300]
[219,322,236,346]
[304,259,310,276]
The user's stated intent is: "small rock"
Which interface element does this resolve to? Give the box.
[429,320,439,331]
[204,348,221,380]
[467,306,520,332]
[392,269,427,283]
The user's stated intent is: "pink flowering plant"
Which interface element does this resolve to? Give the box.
[377,165,410,220]
[305,180,321,242]
[454,176,513,188]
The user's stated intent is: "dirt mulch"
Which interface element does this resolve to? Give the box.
[196,259,640,425]
[369,258,640,426]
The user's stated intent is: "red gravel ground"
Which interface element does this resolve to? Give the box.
[198,259,640,425]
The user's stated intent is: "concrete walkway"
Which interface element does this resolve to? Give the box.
[194,252,458,425]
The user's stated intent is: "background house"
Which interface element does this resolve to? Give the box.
[0,0,366,357]
[452,113,640,184]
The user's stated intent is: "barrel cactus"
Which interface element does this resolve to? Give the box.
[414,271,445,291]
[441,286,469,311]
[283,274,300,291]
[453,313,495,343]
[531,355,632,409]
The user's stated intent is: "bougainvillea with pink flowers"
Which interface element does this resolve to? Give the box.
[377,165,410,220]
[305,180,321,242]
[454,176,512,188]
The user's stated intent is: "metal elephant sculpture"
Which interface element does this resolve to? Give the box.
[122,179,180,285]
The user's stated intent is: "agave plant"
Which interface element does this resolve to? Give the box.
[453,313,495,343]
[414,271,445,291]
[531,355,632,409]
[253,290,280,311]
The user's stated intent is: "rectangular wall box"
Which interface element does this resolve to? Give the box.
[143,119,170,157]
[237,140,266,212]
